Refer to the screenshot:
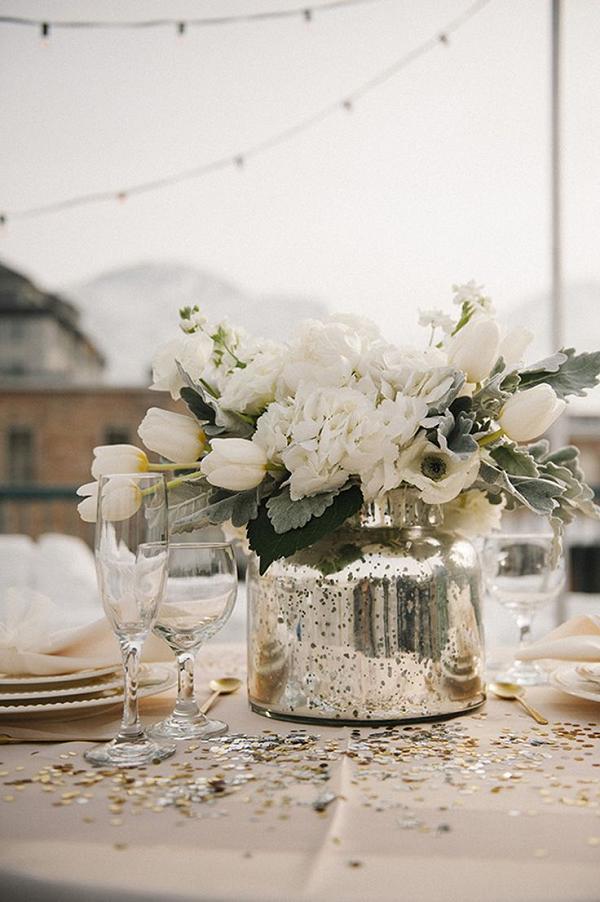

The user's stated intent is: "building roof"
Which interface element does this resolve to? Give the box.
[0,260,105,366]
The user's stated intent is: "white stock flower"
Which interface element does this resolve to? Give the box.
[398,434,479,504]
[77,477,143,523]
[446,316,501,383]
[219,343,287,415]
[149,331,214,400]
[442,490,505,539]
[499,327,534,368]
[91,445,149,479]
[499,384,566,442]
[201,438,268,491]
[418,309,454,334]
[138,408,205,463]
[452,280,494,314]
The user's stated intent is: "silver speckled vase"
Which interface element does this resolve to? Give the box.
[247,488,485,724]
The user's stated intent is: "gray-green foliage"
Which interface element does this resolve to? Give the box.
[266,487,338,535]
[518,348,600,399]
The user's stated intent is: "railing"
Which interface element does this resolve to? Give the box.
[0,485,94,545]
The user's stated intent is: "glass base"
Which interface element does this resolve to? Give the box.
[148,714,228,741]
[84,735,176,768]
[497,658,547,687]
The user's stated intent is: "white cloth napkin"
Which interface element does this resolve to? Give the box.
[0,534,170,676]
[517,614,600,664]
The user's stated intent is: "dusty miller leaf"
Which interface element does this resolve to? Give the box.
[248,485,364,575]
[266,487,338,535]
[490,443,539,478]
[518,348,600,399]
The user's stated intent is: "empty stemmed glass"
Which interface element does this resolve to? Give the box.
[149,542,238,741]
[85,473,175,767]
[483,533,566,686]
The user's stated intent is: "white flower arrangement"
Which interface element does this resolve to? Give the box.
[78,283,600,574]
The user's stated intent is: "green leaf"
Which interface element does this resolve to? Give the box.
[490,443,539,477]
[518,348,600,399]
[426,371,465,415]
[266,487,337,535]
[180,387,215,425]
[478,462,563,515]
[170,486,261,534]
[247,485,364,575]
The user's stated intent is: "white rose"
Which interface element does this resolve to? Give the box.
[498,327,534,369]
[201,438,268,491]
[447,317,501,383]
[499,384,566,442]
[398,435,480,504]
[91,445,149,479]
[442,489,505,539]
[149,331,214,400]
[219,344,287,415]
[138,408,206,463]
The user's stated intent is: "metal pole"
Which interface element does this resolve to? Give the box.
[551,0,568,624]
[551,0,563,353]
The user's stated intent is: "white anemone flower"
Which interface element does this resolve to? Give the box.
[138,408,205,463]
[398,435,479,505]
[91,445,149,480]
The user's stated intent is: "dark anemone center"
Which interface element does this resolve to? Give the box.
[421,454,447,482]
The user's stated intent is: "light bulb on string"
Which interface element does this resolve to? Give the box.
[116,191,128,204]
[0,214,6,231]
[438,33,449,45]
[234,155,245,170]
[342,99,353,113]
[40,22,50,46]
[303,9,312,23]
[177,22,186,39]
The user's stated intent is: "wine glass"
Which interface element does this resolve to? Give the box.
[148,542,238,741]
[84,473,175,767]
[483,533,566,686]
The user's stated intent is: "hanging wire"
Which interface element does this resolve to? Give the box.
[2,0,492,224]
[0,0,387,31]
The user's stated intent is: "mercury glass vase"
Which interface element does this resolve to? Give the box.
[247,488,485,724]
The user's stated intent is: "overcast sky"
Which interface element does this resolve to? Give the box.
[0,0,599,344]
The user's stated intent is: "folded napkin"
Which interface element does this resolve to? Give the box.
[517,614,600,663]
[0,533,170,676]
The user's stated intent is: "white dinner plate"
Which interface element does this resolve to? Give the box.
[0,665,163,702]
[0,664,176,717]
[549,664,600,703]
[0,664,119,687]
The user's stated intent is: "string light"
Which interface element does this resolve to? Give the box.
[0,0,387,33]
[40,21,50,45]
[2,0,492,225]
[177,22,186,38]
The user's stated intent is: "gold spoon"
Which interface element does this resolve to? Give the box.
[489,681,549,725]
[199,677,241,715]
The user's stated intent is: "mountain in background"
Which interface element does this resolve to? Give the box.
[64,261,329,385]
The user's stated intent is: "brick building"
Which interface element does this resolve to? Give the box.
[0,261,178,540]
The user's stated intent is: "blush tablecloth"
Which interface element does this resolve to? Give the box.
[0,643,598,902]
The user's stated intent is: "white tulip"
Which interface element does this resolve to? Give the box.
[499,384,566,442]
[447,317,501,383]
[201,438,268,491]
[138,408,205,463]
[76,482,98,523]
[91,445,149,480]
[499,327,534,368]
[76,477,142,523]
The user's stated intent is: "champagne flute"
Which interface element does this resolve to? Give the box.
[149,542,238,741]
[85,473,175,767]
[483,533,566,686]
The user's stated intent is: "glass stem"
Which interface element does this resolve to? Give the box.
[174,651,201,719]
[516,614,533,650]
[119,639,144,741]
